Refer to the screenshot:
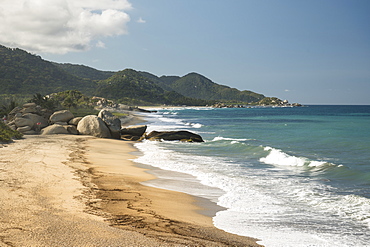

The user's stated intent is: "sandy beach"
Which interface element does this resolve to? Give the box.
[0,133,262,246]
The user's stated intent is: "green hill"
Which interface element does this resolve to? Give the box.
[0,45,97,95]
[96,69,210,106]
[54,63,114,81]
[139,71,265,103]
[164,72,264,103]
[1,44,269,106]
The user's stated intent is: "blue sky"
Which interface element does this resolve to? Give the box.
[1,0,369,104]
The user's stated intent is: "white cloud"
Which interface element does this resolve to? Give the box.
[137,17,146,23]
[96,41,106,49]
[0,0,132,54]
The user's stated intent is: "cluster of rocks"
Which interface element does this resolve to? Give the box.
[92,97,157,113]
[258,99,302,107]
[6,103,53,135]
[211,99,302,108]
[5,103,203,143]
[5,103,123,139]
[91,96,119,108]
[211,103,245,108]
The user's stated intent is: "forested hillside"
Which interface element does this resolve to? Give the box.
[140,72,265,103]
[54,63,114,81]
[1,44,269,106]
[0,45,96,95]
[163,73,265,102]
[96,69,211,106]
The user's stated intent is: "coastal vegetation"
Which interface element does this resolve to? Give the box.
[0,121,22,143]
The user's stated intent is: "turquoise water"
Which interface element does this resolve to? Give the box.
[134,105,370,247]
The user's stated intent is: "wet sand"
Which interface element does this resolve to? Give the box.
[0,134,262,246]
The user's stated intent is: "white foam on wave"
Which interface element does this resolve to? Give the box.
[163,111,178,115]
[211,136,250,142]
[185,122,203,128]
[260,146,330,167]
[133,140,225,202]
[145,111,204,132]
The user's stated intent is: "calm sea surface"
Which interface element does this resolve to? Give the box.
[133,105,370,247]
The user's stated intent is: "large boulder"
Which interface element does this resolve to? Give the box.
[121,125,147,137]
[98,110,121,139]
[50,110,74,124]
[14,113,48,129]
[145,131,204,142]
[17,125,32,133]
[41,124,69,135]
[68,117,83,126]
[77,115,111,138]
[14,117,34,127]
[22,103,38,114]
[41,124,79,135]
[22,113,48,129]
[65,125,79,135]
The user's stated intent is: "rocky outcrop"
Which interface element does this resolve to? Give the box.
[98,110,121,139]
[121,125,147,141]
[91,96,118,108]
[49,110,74,124]
[77,115,111,138]
[6,103,50,134]
[145,130,204,142]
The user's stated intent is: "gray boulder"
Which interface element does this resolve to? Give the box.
[77,115,111,138]
[14,113,48,131]
[15,117,34,127]
[50,110,74,124]
[41,124,70,135]
[66,125,79,135]
[98,110,121,139]
[17,125,32,133]
[21,103,38,114]
[69,117,83,126]
[22,113,48,129]
[145,131,204,142]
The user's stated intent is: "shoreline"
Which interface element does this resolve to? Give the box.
[137,162,226,218]
[84,137,262,246]
[0,134,261,245]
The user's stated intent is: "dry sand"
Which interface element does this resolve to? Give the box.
[0,134,262,246]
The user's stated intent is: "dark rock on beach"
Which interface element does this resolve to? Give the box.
[145,130,204,142]
[121,125,147,137]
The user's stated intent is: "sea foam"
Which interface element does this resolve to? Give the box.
[260,146,329,167]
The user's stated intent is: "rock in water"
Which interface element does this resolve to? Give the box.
[121,125,147,137]
[145,131,204,142]
[77,115,111,138]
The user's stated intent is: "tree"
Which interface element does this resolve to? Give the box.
[29,93,56,110]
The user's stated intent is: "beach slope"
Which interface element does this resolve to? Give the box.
[0,135,261,246]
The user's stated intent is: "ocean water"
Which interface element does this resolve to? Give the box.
[133,105,370,247]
